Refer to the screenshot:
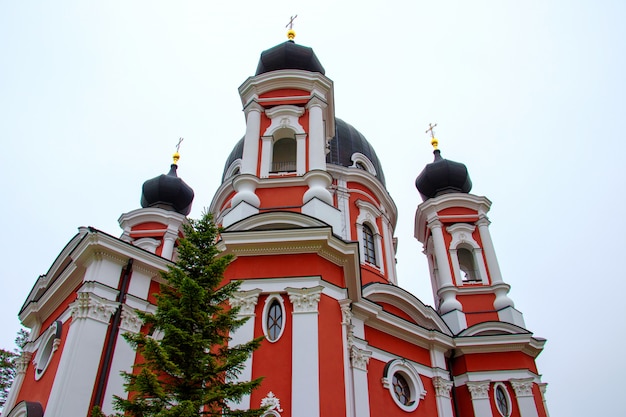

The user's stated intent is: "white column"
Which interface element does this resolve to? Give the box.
[287,286,323,417]
[241,102,263,175]
[101,306,144,416]
[228,289,262,410]
[161,228,179,260]
[3,351,33,413]
[432,377,454,417]
[339,300,356,417]
[476,217,503,284]
[45,292,118,417]
[260,135,272,178]
[428,220,463,314]
[381,212,397,284]
[511,378,540,417]
[296,133,307,176]
[466,380,493,417]
[306,96,327,171]
[350,345,372,417]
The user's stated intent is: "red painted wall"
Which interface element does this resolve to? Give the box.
[318,295,347,417]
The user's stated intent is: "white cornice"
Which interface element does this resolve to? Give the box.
[19,228,171,329]
[238,70,335,140]
[414,193,492,243]
[362,283,450,334]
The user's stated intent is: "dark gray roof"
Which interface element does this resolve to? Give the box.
[415,150,472,201]
[221,118,386,186]
[256,41,325,76]
[141,164,195,215]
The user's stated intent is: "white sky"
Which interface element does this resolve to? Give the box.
[1,1,624,416]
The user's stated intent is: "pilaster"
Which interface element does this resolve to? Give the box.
[432,377,455,417]
[466,380,494,417]
[286,286,323,417]
[511,378,539,417]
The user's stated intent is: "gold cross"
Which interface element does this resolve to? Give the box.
[425,123,437,139]
[286,15,298,30]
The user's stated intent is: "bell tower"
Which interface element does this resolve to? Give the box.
[414,129,523,334]
[223,29,340,230]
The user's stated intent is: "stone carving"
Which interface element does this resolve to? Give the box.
[16,352,32,375]
[260,391,283,413]
[286,286,323,313]
[70,292,118,324]
[230,289,261,316]
[433,376,453,398]
[350,346,372,371]
[120,307,143,333]
[510,378,534,397]
[466,380,490,399]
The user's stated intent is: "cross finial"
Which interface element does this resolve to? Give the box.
[286,15,298,30]
[425,123,439,150]
[173,137,184,165]
[286,15,298,40]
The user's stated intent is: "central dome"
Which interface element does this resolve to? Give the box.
[221,118,386,185]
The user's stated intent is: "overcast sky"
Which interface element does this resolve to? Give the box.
[1,1,624,416]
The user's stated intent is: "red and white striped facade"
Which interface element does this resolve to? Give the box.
[5,43,549,417]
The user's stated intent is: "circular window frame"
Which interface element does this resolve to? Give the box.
[381,359,426,412]
[493,382,512,417]
[262,294,286,343]
[33,320,62,380]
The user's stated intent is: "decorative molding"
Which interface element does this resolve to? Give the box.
[340,300,352,325]
[120,306,143,333]
[286,286,323,313]
[350,345,372,371]
[432,376,454,398]
[260,391,283,413]
[16,352,32,375]
[70,292,118,324]
[230,289,262,316]
[467,380,491,399]
[510,378,534,397]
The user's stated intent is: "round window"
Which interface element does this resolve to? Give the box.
[392,373,413,406]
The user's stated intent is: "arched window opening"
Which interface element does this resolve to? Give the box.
[363,224,377,266]
[266,299,283,342]
[458,247,479,282]
[271,138,296,172]
[355,161,367,171]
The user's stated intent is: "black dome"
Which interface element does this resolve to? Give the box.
[141,164,194,215]
[415,150,472,201]
[256,40,325,76]
[221,119,386,186]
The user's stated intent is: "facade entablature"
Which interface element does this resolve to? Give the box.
[362,283,450,333]
[415,193,492,243]
[238,69,335,140]
[19,227,170,333]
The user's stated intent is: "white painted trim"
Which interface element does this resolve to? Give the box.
[350,152,377,176]
[382,359,426,412]
[224,158,242,179]
[32,320,62,380]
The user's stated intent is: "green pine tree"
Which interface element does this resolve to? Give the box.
[110,212,265,417]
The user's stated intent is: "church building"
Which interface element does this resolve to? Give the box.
[4,30,550,417]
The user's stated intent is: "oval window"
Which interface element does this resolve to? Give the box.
[494,383,511,417]
[266,299,283,342]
